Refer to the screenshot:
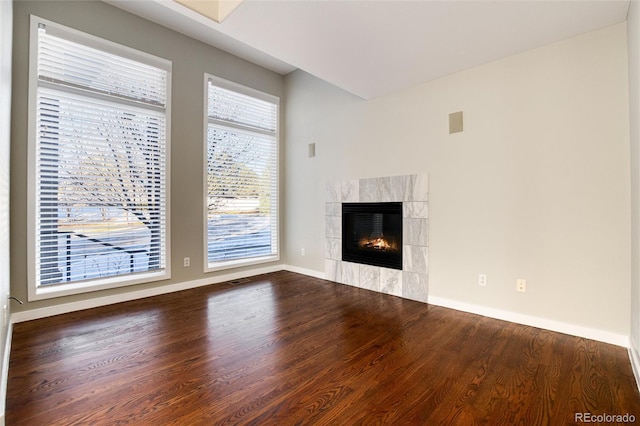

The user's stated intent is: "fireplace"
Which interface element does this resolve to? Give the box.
[342,202,403,270]
[326,174,428,301]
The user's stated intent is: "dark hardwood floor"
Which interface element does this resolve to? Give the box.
[6,271,640,425]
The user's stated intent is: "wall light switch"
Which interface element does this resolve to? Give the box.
[308,143,316,158]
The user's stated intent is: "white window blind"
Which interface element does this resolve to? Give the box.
[30,18,170,295]
[205,77,279,269]
[37,27,167,107]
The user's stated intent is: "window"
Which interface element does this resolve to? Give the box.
[28,16,171,300]
[204,75,279,271]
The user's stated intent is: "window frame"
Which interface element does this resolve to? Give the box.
[27,15,172,301]
[202,74,280,272]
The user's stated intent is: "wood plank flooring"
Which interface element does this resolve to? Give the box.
[6,271,640,425]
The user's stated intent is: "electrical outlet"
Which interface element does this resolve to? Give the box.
[301,248,305,256]
[184,257,190,267]
[478,274,487,287]
[517,279,526,293]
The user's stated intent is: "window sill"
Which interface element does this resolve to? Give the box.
[205,255,280,273]
[29,269,170,301]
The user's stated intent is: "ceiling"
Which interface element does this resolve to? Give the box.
[106,0,631,100]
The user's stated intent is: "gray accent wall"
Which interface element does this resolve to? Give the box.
[10,1,284,313]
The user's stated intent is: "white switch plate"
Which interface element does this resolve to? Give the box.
[478,274,487,287]
[517,278,526,293]
[184,257,190,267]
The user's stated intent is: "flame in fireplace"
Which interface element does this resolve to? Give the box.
[359,236,398,252]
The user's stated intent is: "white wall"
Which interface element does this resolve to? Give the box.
[0,0,12,419]
[628,0,640,375]
[284,23,631,341]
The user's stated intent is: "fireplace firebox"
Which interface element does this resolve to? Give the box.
[342,202,403,270]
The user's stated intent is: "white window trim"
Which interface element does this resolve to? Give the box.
[27,15,172,301]
[202,74,280,273]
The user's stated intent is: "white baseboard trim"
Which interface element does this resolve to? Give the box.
[282,265,326,280]
[8,264,629,346]
[11,265,284,324]
[0,320,12,425]
[629,341,640,395]
[428,295,629,347]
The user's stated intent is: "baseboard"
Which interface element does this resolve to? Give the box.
[310,269,629,346]
[629,340,640,395]
[427,295,629,347]
[11,265,284,323]
[8,263,629,345]
[282,264,326,280]
[0,320,12,425]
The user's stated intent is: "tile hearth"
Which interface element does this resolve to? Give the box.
[325,174,428,303]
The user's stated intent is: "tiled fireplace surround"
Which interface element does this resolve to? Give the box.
[325,174,429,303]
